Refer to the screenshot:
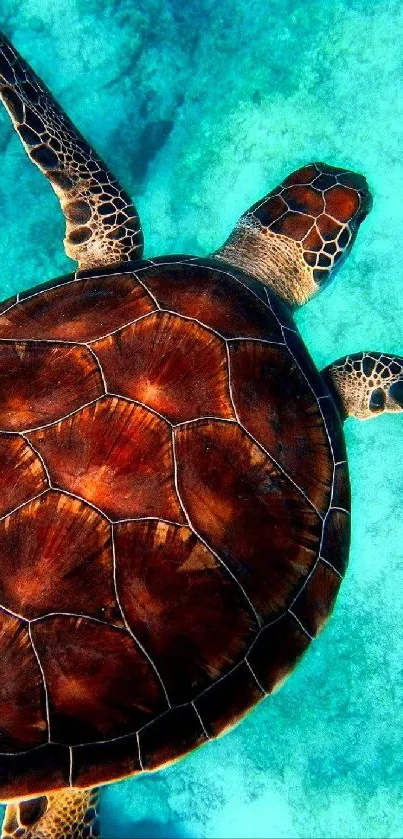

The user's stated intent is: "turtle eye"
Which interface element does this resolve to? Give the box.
[388,380,403,408]
[369,387,386,412]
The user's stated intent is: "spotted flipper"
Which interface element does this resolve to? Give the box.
[1,787,100,839]
[214,162,372,306]
[322,352,403,420]
[0,32,143,270]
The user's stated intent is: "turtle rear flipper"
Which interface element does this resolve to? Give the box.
[1,787,100,838]
[323,352,403,420]
[0,32,143,270]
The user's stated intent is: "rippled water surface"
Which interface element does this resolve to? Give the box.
[0,0,402,836]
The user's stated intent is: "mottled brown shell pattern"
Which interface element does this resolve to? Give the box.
[0,257,349,797]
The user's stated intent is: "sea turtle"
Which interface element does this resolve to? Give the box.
[0,30,401,839]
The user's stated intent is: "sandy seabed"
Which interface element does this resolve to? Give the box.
[0,0,402,836]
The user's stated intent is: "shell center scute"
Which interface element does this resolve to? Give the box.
[91,309,235,424]
[26,395,184,523]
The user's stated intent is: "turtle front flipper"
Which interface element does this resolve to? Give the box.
[0,32,143,270]
[1,787,100,838]
[214,162,372,307]
[322,352,403,420]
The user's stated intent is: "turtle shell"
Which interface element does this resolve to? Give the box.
[0,256,349,798]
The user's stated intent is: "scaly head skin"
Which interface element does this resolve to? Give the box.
[214,163,403,425]
[214,162,372,307]
[1,788,100,839]
[323,352,403,421]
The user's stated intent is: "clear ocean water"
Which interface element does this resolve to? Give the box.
[0,1,402,837]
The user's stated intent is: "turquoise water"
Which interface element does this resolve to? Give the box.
[0,1,402,837]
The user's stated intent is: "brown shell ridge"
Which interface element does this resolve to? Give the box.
[0,608,172,754]
[84,310,158,346]
[238,420,322,518]
[272,344,334,629]
[27,624,51,743]
[191,701,211,741]
[104,392,175,428]
[0,296,19,318]
[170,428,262,628]
[87,305,279,360]
[243,657,267,696]
[0,741,57,759]
[193,259,271,310]
[7,507,173,711]
[194,654,266,705]
[0,605,307,758]
[8,397,102,436]
[226,336,285,345]
[77,605,312,750]
[0,602,30,624]
[151,309,281,345]
[0,492,173,736]
[110,524,172,710]
[318,555,343,579]
[30,612,123,630]
[262,283,343,498]
[0,432,49,519]
[257,285,349,634]
[226,342,240,421]
[133,271,161,311]
[21,266,151,305]
[173,416,238,430]
[0,335,80,347]
[0,575,344,771]
[131,257,199,277]
[48,487,112,524]
[0,256,265,322]
[85,345,108,392]
[327,503,350,515]
[262,284,295,331]
[279,341,336,465]
[21,433,52,486]
[4,466,188,532]
[286,607,314,640]
[11,482,112,527]
[113,515,188,526]
[0,266,148,319]
[0,488,49,525]
[22,277,81,302]
[225,345,324,518]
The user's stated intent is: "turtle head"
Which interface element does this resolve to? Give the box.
[213,162,372,307]
[323,352,403,421]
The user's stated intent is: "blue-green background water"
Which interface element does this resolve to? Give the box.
[0,1,402,836]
